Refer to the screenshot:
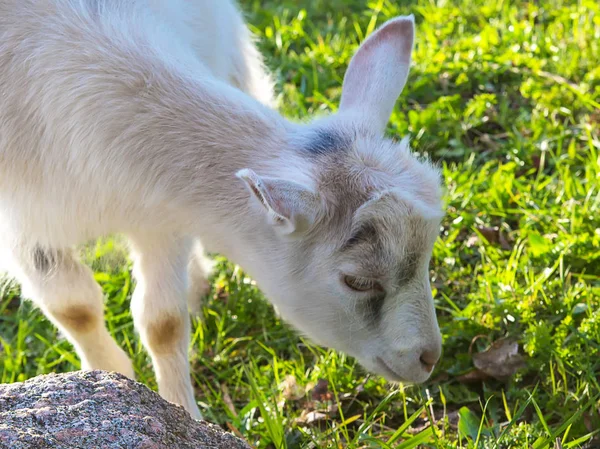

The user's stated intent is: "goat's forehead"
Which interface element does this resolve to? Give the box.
[307,131,442,208]
[323,191,441,254]
[368,211,440,252]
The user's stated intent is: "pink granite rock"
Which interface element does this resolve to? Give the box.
[0,370,250,449]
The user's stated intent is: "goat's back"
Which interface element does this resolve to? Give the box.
[0,0,272,247]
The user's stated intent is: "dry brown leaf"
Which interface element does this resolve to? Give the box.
[220,383,237,418]
[498,233,511,250]
[478,226,500,243]
[472,338,525,381]
[476,226,512,250]
[311,379,332,402]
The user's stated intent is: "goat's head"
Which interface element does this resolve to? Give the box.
[236,16,444,383]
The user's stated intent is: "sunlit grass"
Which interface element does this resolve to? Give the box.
[1,0,599,447]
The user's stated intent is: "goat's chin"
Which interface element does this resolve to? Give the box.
[356,358,411,384]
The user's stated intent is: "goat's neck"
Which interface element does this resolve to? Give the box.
[145,75,299,257]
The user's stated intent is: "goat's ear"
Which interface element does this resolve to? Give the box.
[339,15,415,134]
[236,169,321,235]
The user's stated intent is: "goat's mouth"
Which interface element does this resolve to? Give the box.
[374,356,406,382]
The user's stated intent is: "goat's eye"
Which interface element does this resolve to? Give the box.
[344,275,382,292]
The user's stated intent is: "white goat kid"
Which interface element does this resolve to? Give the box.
[0,0,444,419]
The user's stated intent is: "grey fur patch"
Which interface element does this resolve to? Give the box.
[32,246,57,274]
[342,221,378,250]
[360,293,386,328]
[396,251,420,286]
[302,129,349,156]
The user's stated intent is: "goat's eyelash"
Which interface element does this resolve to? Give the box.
[344,275,383,293]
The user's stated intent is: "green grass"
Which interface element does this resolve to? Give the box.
[1,0,599,447]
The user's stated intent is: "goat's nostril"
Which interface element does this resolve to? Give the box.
[419,350,439,373]
[419,356,434,372]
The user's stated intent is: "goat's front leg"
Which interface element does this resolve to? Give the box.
[128,234,201,419]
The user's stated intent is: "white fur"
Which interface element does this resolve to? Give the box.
[0,0,444,419]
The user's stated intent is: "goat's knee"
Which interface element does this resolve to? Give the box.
[50,304,98,334]
[131,262,190,358]
[129,235,201,418]
[145,314,186,355]
[132,290,199,416]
